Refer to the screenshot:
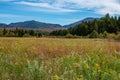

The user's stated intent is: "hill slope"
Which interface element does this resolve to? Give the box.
[8,20,63,30]
[64,17,99,28]
[0,17,99,30]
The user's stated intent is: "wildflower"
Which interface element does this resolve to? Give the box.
[95,63,100,67]
[102,61,105,64]
[85,63,89,68]
[74,63,80,68]
[93,71,97,75]
[98,69,101,72]
[54,75,59,80]
[104,72,109,75]
[80,75,83,78]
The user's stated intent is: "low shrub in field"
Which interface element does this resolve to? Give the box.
[65,33,74,38]
[114,34,120,41]
[107,33,120,41]
[107,33,116,39]
[23,33,32,37]
[65,33,79,38]
[103,31,108,38]
[89,30,99,38]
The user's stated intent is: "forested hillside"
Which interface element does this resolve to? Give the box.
[50,14,120,37]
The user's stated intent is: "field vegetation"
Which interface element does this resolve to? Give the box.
[0,38,120,80]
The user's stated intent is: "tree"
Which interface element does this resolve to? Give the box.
[5,32,15,37]
[0,30,3,36]
[37,32,42,37]
[3,28,7,36]
[29,30,35,36]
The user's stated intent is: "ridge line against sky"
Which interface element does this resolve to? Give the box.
[0,0,120,25]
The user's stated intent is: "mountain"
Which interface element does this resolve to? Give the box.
[64,17,99,28]
[0,17,99,30]
[8,20,63,30]
[0,23,8,28]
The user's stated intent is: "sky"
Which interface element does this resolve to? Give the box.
[0,0,120,25]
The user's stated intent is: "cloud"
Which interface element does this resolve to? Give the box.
[2,0,120,15]
[0,13,25,18]
[59,0,120,15]
[15,1,77,12]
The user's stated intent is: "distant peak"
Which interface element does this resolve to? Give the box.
[24,20,37,22]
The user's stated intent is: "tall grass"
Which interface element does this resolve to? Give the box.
[0,38,120,80]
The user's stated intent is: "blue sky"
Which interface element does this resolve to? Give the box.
[0,0,120,25]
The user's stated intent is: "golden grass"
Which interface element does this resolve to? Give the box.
[0,37,119,59]
[0,37,120,80]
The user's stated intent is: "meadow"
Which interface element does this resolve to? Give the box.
[0,38,120,80]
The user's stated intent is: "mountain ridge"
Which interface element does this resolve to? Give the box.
[64,17,99,28]
[0,17,98,30]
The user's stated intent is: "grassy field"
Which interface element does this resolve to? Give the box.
[0,38,120,80]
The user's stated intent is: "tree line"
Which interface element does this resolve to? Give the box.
[50,14,120,38]
[0,28,43,37]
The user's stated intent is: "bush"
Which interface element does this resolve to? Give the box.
[99,33,103,38]
[5,32,15,37]
[103,31,108,38]
[36,32,42,37]
[65,33,79,38]
[23,33,31,37]
[65,33,74,38]
[114,34,120,41]
[107,33,116,39]
[89,30,99,38]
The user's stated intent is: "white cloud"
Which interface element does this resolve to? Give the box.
[0,13,25,18]
[59,0,120,15]
[3,0,120,15]
[15,1,77,12]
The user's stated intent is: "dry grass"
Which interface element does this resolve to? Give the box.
[0,37,120,80]
[0,38,120,58]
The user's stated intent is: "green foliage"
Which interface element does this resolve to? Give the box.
[50,14,120,37]
[65,33,74,38]
[0,28,43,37]
[23,33,31,37]
[68,14,120,36]
[50,30,69,36]
[89,30,99,38]
[5,32,15,37]
[0,50,120,80]
[103,31,108,38]
[0,38,120,80]
[0,30,3,36]
[99,33,103,38]
[107,33,116,39]
[114,34,120,41]
[36,32,42,37]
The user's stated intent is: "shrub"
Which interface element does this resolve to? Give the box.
[89,30,99,38]
[23,33,31,37]
[103,31,108,38]
[114,34,120,41]
[99,33,103,38]
[107,33,116,40]
[5,32,15,37]
[65,33,74,38]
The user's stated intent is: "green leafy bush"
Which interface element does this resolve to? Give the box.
[89,30,99,38]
